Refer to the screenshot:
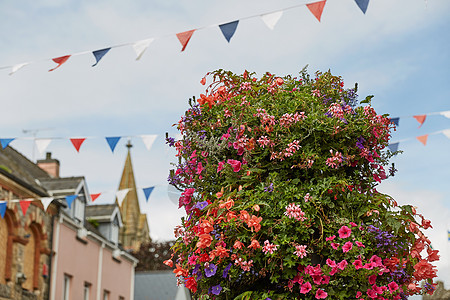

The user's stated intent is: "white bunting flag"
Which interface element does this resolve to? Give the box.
[439,111,450,119]
[133,38,154,61]
[261,11,283,30]
[35,139,52,155]
[442,129,450,139]
[116,188,130,206]
[40,197,54,212]
[9,63,29,75]
[141,135,157,151]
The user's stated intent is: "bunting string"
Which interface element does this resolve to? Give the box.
[389,109,450,127]
[0,134,158,153]
[1,0,371,75]
[0,184,162,217]
[388,128,450,153]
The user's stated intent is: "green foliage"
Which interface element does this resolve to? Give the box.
[166,69,438,299]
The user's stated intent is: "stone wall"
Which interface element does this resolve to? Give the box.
[423,281,450,300]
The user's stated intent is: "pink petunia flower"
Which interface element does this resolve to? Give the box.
[300,282,312,294]
[338,225,351,238]
[315,289,328,299]
[337,260,348,270]
[227,159,242,172]
[388,281,399,293]
[326,259,336,268]
[325,235,336,241]
[355,241,365,248]
[331,242,340,250]
[217,161,225,172]
[353,259,363,270]
[342,241,353,253]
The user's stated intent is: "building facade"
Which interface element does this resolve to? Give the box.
[0,147,55,300]
[0,147,138,300]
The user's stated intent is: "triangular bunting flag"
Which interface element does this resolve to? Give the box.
[387,142,399,153]
[90,193,101,202]
[19,200,32,216]
[442,129,450,139]
[0,138,15,149]
[143,187,155,202]
[70,138,86,152]
[261,11,283,30]
[439,111,450,119]
[141,135,157,151]
[176,30,196,52]
[106,137,121,153]
[306,0,327,22]
[413,115,427,128]
[49,55,71,72]
[0,201,6,218]
[416,134,428,146]
[133,38,154,60]
[354,0,370,14]
[40,197,54,212]
[9,63,29,75]
[219,20,239,43]
[116,189,130,206]
[35,139,52,155]
[65,195,77,208]
[92,48,111,67]
[390,117,400,126]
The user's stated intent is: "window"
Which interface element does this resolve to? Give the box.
[84,282,91,300]
[110,223,119,244]
[63,274,71,300]
[103,290,110,300]
[74,198,85,221]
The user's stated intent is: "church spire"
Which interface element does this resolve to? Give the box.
[117,141,150,250]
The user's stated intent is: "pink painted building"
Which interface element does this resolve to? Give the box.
[35,155,138,300]
[49,212,137,300]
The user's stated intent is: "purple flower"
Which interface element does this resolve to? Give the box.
[205,263,217,277]
[223,263,232,278]
[356,136,365,149]
[264,183,274,192]
[210,284,222,295]
[195,201,209,210]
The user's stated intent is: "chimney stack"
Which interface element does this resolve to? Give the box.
[37,152,60,178]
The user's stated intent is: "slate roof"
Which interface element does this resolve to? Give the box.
[86,204,118,222]
[38,176,84,194]
[134,271,191,300]
[0,146,50,196]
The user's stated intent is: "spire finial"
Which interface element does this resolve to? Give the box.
[126,139,133,149]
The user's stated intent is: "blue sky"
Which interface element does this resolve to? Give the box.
[1,0,450,285]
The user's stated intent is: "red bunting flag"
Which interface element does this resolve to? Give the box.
[70,138,86,152]
[306,0,327,22]
[49,55,71,72]
[19,200,32,216]
[413,115,427,128]
[416,134,428,146]
[176,30,196,52]
[90,193,101,202]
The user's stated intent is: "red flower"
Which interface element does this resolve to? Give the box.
[413,259,437,280]
[427,248,440,262]
[185,276,197,293]
[227,159,242,172]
